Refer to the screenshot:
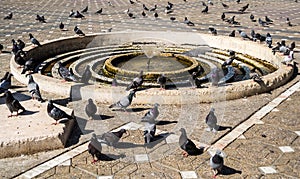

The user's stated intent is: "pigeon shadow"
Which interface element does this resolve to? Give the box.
[220,165,242,176]
[156,120,178,126]
[65,120,83,147]
[129,107,151,112]
[113,141,144,149]
[19,110,39,116]
[52,97,71,106]
[91,114,114,120]
[217,125,232,131]
[144,132,174,148]
[223,11,250,14]
[98,153,126,161]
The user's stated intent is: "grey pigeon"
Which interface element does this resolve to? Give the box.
[27,75,44,102]
[126,70,143,91]
[0,73,13,93]
[258,18,267,27]
[201,5,208,13]
[0,43,3,52]
[95,8,103,14]
[149,4,157,11]
[99,129,127,146]
[229,30,235,37]
[210,150,224,177]
[141,103,159,122]
[205,108,218,132]
[143,4,149,11]
[209,27,217,35]
[58,62,77,82]
[222,2,228,9]
[81,6,88,13]
[21,58,36,74]
[4,12,13,20]
[157,74,167,89]
[85,98,97,119]
[144,121,156,144]
[250,14,255,22]
[74,11,85,18]
[5,91,26,117]
[47,100,73,125]
[109,90,136,111]
[17,39,25,50]
[29,33,42,46]
[179,128,204,157]
[237,30,252,40]
[74,26,85,36]
[184,17,195,26]
[238,3,249,13]
[88,133,102,164]
[266,33,272,48]
[69,9,75,17]
[80,65,91,84]
[14,50,26,67]
[265,16,273,24]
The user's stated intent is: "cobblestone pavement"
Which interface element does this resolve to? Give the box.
[0,0,300,178]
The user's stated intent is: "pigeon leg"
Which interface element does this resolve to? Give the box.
[8,113,13,118]
[91,159,98,164]
[51,121,58,125]
[182,151,189,157]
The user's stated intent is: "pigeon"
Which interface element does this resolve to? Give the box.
[222,2,229,9]
[289,41,296,51]
[237,30,252,40]
[4,12,13,20]
[265,16,273,24]
[184,17,195,26]
[201,1,207,6]
[222,57,234,68]
[95,8,103,14]
[141,103,160,122]
[5,91,26,117]
[266,33,272,48]
[0,73,13,93]
[36,14,46,23]
[0,72,9,83]
[236,0,240,3]
[258,18,267,27]
[109,90,136,111]
[88,133,102,164]
[179,128,205,157]
[201,5,208,13]
[210,150,224,178]
[11,39,19,55]
[149,5,157,12]
[221,13,225,21]
[81,6,88,13]
[143,4,149,11]
[29,33,42,46]
[154,12,159,18]
[286,17,292,26]
[74,11,85,18]
[250,71,263,83]
[99,129,127,146]
[209,27,217,35]
[27,75,44,102]
[69,9,75,17]
[85,98,97,119]
[238,4,249,13]
[208,0,213,5]
[74,26,85,36]
[282,50,294,65]
[142,11,147,17]
[47,100,73,125]
[14,50,26,67]
[58,62,77,82]
[144,121,156,144]
[170,16,176,22]
[126,70,143,91]
[0,43,3,52]
[129,0,134,4]
[157,74,167,89]
[21,58,36,74]
[17,39,25,50]
[206,108,218,132]
[250,14,255,22]
[80,65,91,84]
[229,30,235,37]
[59,21,64,30]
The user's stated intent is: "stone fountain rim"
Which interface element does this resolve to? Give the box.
[10,31,294,104]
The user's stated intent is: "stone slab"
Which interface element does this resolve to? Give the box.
[0,95,74,158]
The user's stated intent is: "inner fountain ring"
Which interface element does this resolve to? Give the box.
[10,31,294,104]
[103,52,199,82]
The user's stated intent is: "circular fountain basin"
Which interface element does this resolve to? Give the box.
[10,31,294,104]
[103,52,199,82]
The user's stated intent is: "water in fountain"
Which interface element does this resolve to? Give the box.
[141,45,162,70]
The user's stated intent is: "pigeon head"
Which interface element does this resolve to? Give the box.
[119,129,127,134]
[12,39,16,43]
[88,98,94,103]
[266,33,271,37]
[4,90,12,96]
[29,33,33,39]
[58,61,63,66]
[154,103,160,107]
[28,74,34,82]
[179,128,186,134]
[210,108,215,112]
[237,30,242,33]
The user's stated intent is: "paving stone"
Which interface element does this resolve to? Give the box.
[180,171,198,179]
[134,154,149,162]
[258,166,277,175]
[278,146,295,153]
